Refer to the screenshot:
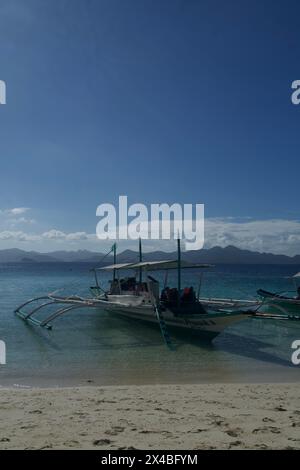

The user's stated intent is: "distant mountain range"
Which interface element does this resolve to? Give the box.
[0,246,300,265]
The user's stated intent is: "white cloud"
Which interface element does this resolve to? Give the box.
[204,218,300,256]
[42,230,89,241]
[65,232,89,241]
[0,208,35,230]
[42,230,67,240]
[0,218,300,256]
[4,207,30,216]
[0,231,39,242]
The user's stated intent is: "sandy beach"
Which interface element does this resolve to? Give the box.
[0,383,299,450]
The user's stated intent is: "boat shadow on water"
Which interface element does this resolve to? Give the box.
[94,312,299,369]
[215,330,296,369]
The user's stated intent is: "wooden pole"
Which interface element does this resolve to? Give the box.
[113,243,117,281]
[139,238,142,284]
[177,238,181,306]
[197,273,203,300]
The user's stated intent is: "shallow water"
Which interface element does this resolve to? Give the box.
[0,263,300,387]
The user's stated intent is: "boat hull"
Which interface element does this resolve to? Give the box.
[102,303,248,339]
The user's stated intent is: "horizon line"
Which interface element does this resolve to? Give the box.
[0,245,300,259]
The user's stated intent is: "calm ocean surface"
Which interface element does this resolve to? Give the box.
[0,263,300,387]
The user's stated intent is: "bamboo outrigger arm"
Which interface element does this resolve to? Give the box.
[15,296,51,314]
[39,304,87,328]
[14,294,109,330]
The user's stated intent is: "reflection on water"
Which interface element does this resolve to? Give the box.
[0,263,300,387]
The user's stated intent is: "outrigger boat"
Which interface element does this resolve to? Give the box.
[89,266,257,343]
[257,272,300,317]
[14,241,300,347]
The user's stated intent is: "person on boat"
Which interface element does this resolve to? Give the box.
[181,286,196,303]
[127,277,136,291]
[296,286,300,300]
[120,277,136,292]
[110,279,119,294]
[161,287,170,302]
[168,288,179,305]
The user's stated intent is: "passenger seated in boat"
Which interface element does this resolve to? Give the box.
[127,277,136,291]
[110,279,120,294]
[142,282,148,292]
[296,287,300,300]
[181,286,196,303]
[160,287,178,305]
[161,287,170,302]
[168,288,179,305]
[120,277,136,292]
[137,282,148,293]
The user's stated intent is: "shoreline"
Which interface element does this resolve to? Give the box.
[1,382,299,450]
[1,378,300,390]
[2,364,300,389]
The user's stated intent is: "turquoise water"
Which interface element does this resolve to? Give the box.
[0,263,300,387]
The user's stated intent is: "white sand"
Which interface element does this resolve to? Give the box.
[0,383,299,450]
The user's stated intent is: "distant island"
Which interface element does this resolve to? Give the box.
[0,246,300,265]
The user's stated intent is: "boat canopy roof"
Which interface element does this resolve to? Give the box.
[97,262,134,271]
[129,260,212,270]
[293,272,300,278]
[97,260,213,271]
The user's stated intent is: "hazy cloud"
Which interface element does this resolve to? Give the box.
[42,230,89,241]
[4,207,30,216]
[204,218,300,256]
[0,218,300,255]
[0,231,40,242]
[42,230,67,240]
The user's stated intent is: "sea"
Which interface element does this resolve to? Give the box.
[0,262,300,387]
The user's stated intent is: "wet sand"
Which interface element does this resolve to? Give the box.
[0,383,299,449]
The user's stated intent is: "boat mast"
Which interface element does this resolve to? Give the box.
[113,243,117,281]
[139,238,143,284]
[177,237,181,306]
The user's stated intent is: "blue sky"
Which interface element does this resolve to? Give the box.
[0,0,300,254]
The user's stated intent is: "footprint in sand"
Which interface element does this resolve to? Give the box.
[64,440,79,447]
[252,426,281,434]
[228,440,243,448]
[118,446,137,450]
[254,443,268,449]
[96,399,117,404]
[226,429,241,438]
[105,426,125,436]
[93,438,112,446]
[274,406,287,412]
[262,417,275,423]
[188,428,209,434]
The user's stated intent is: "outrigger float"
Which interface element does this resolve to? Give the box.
[15,240,300,347]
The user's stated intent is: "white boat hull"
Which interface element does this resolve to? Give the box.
[102,301,248,339]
